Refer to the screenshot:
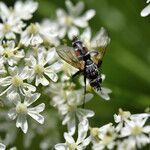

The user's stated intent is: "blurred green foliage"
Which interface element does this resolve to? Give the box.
[2,0,150,149]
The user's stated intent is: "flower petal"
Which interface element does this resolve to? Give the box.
[64,132,75,144]
[16,115,28,133]
[28,111,44,124]
[0,143,6,150]
[68,26,79,40]
[44,71,58,82]
[55,143,67,150]
[24,92,40,106]
[28,103,45,113]
[8,108,17,120]
[141,4,150,17]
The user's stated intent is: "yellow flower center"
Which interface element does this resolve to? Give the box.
[34,64,44,75]
[3,49,15,58]
[11,76,23,87]
[90,127,99,137]
[68,104,77,112]
[132,125,142,136]
[90,127,100,142]
[16,102,27,114]
[102,136,113,144]
[67,142,77,150]
[65,16,73,26]
[3,23,11,33]
[27,23,38,35]
[119,108,131,119]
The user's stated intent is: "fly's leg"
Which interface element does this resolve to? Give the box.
[72,70,82,78]
[82,73,86,108]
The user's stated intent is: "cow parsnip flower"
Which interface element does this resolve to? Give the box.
[92,123,116,150]
[0,1,38,40]
[0,66,36,97]
[49,81,94,135]
[56,0,95,39]
[0,1,38,21]
[40,19,60,46]
[141,0,150,17]
[57,90,94,135]
[114,108,131,132]
[80,27,110,51]
[25,48,59,86]
[120,114,150,148]
[0,40,24,66]
[8,92,45,133]
[0,17,25,40]
[55,119,91,150]
[20,23,57,46]
[116,139,136,150]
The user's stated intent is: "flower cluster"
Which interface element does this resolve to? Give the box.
[55,109,150,150]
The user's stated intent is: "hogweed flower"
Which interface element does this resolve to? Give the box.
[20,22,57,46]
[80,27,110,51]
[50,85,94,135]
[8,92,45,133]
[91,123,116,150]
[0,40,24,66]
[114,108,131,132]
[56,0,95,39]
[120,114,150,148]
[0,66,36,97]
[55,119,91,150]
[25,48,59,86]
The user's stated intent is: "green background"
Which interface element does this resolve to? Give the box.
[1,0,150,149]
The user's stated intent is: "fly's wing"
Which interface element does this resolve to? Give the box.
[56,45,84,70]
[90,27,110,66]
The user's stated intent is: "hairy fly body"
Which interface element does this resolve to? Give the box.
[72,37,102,91]
[56,28,110,105]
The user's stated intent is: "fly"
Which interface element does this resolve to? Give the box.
[56,28,110,107]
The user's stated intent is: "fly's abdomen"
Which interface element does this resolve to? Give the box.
[85,59,102,91]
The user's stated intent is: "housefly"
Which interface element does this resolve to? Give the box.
[56,28,110,106]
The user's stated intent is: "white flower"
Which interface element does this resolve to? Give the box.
[12,1,38,21]
[56,0,95,39]
[58,90,94,135]
[0,143,6,150]
[0,66,36,97]
[0,1,38,21]
[8,92,45,133]
[55,119,91,150]
[116,139,136,150]
[0,17,25,40]
[25,48,59,86]
[114,108,131,132]
[20,23,57,46]
[0,40,24,66]
[49,83,94,135]
[92,123,116,150]
[141,0,150,17]
[120,114,150,148]
[40,19,60,46]
[80,27,110,51]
